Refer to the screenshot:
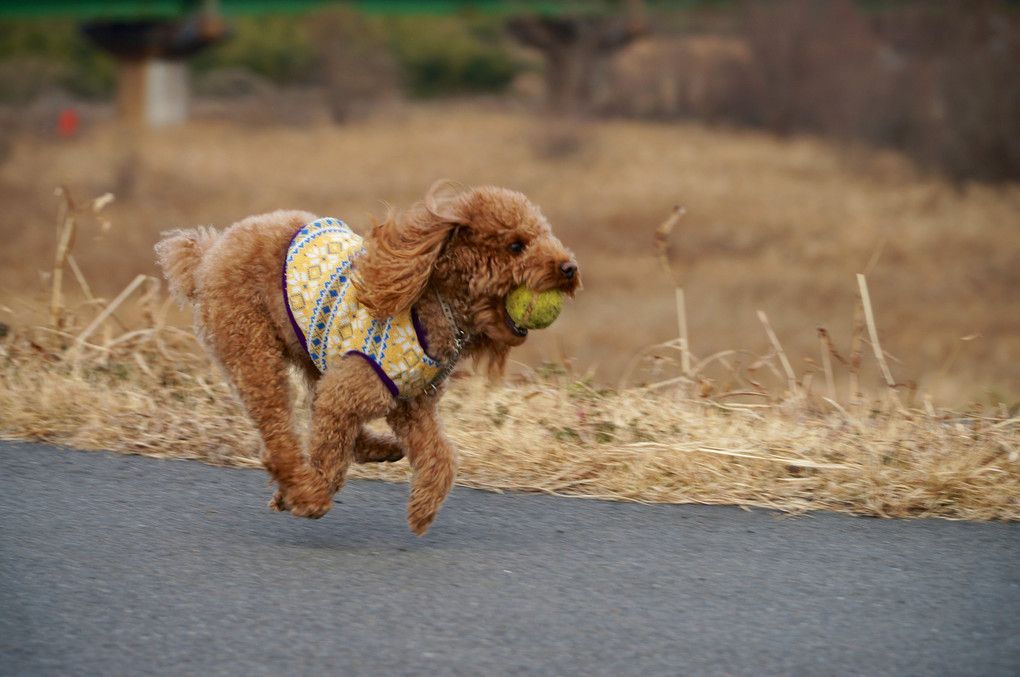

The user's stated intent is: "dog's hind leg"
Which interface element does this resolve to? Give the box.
[386,391,458,536]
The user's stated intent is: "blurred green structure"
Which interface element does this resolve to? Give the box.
[0,1,646,20]
[0,1,659,125]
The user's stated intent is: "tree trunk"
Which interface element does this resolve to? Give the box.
[508,13,645,115]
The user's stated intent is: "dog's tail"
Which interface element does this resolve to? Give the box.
[154,227,219,306]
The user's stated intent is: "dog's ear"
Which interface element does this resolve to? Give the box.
[355,181,471,319]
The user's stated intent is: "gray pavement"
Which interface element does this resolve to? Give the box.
[1,441,1018,676]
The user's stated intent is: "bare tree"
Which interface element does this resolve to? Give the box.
[508,1,645,114]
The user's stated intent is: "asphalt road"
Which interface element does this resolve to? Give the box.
[1,441,1018,677]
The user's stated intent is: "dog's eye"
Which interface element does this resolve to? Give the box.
[508,241,525,255]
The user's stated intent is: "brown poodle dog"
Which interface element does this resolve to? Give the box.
[155,181,580,535]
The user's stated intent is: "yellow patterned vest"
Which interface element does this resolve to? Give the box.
[283,218,442,398]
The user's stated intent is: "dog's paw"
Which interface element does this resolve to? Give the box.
[353,432,405,463]
[270,488,333,519]
[408,518,432,536]
[288,498,333,519]
[268,490,288,512]
[356,447,405,463]
[269,474,334,519]
[407,503,439,536]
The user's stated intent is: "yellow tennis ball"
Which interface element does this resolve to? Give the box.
[506,286,563,330]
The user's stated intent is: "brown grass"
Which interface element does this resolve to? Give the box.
[0,177,1017,522]
[2,102,1017,406]
[2,294,1017,521]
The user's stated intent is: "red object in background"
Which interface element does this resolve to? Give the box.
[57,108,79,137]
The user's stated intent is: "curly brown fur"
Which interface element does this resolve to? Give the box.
[156,181,579,535]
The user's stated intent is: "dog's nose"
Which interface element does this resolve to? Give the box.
[560,262,578,279]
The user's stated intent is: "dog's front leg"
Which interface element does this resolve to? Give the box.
[386,391,458,536]
[295,356,394,518]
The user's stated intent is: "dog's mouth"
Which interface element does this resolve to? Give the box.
[504,307,528,338]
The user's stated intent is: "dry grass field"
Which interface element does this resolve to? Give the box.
[2,102,1018,404]
[1,101,1017,520]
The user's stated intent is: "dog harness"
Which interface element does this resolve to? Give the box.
[283,218,445,399]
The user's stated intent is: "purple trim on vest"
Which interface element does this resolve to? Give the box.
[282,226,310,356]
[411,306,431,357]
[346,351,400,398]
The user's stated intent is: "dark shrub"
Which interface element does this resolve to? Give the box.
[604,0,1020,183]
